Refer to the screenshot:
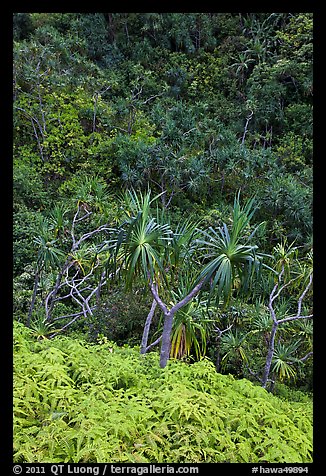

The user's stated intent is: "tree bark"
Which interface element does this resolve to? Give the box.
[260,269,313,389]
[159,312,174,368]
[27,268,40,327]
[241,110,253,146]
[215,342,221,372]
[45,259,71,321]
[148,275,205,368]
[261,321,278,388]
[140,298,158,354]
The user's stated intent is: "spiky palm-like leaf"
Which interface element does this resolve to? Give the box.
[272,341,301,382]
[252,312,273,333]
[68,243,98,276]
[220,329,249,367]
[195,193,265,304]
[169,279,211,360]
[30,317,57,340]
[75,175,110,213]
[124,217,170,288]
[111,189,172,289]
[166,218,201,270]
[33,234,65,271]
[48,204,69,238]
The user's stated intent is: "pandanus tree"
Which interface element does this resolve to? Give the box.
[27,218,65,327]
[111,189,265,368]
[194,194,266,307]
[112,189,172,290]
[169,288,210,361]
[140,218,201,356]
[27,177,116,334]
[260,243,313,389]
[108,189,206,367]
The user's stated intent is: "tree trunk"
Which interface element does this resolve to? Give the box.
[140,298,157,354]
[159,311,174,368]
[45,259,70,321]
[92,94,98,133]
[241,110,253,146]
[148,276,205,368]
[27,268,40,327]
[261,321,278,388]
[215,339,221,372]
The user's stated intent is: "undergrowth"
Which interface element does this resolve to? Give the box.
[13,322,312,463]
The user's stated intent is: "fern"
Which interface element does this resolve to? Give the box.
[13,322,313,463]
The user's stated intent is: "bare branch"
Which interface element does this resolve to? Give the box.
[14,105,45,162]
[262,265,313,389]
[268,265,284,323]
[170,278,205,315]
[241,110,253,146]
[52,308,96,322]
[145,335,162,352]
[75,210,93,223]
[296,273,313,318]
[246,366,263,384]
[299,351,313,362]
[278,313,313,324]
[142,92,164,105]
[141,298,158,354]
[213,322,234,337]
[183,127,197,136]
[165,190,175,209]
[271,276,299,303]
[76,224,112,248]
[49,309,95,338]
[148,276,169,315]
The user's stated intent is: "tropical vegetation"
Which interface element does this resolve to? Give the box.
[13,12,313,463]
[14,322,312,463]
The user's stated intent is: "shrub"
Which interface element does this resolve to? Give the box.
[90,287,154,346]
[14,322,312,463]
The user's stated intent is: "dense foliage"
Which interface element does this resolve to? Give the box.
[14,322,312,463]
[13,12,313,462]
[13,13,313,240]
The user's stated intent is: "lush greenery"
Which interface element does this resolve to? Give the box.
[14,322,312,463]
[13,12,313,462]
